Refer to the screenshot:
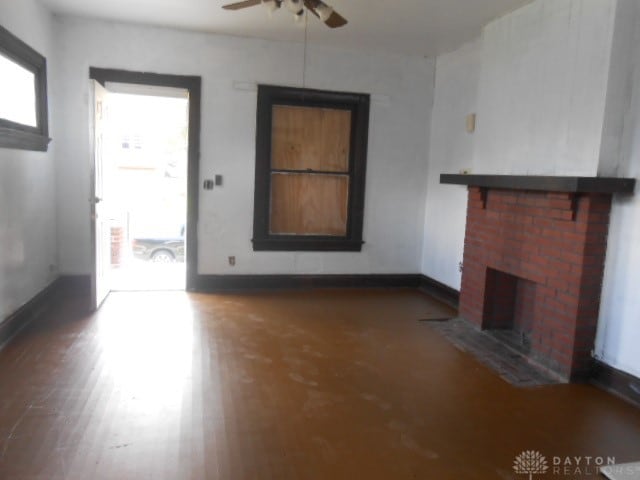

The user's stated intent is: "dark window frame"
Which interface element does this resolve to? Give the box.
[252,85,370,252]
[0,24,50,151]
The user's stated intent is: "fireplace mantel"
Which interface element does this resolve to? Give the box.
[440,173,635,381]
[440,174,635,194]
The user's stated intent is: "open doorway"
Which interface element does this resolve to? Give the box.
[89,69,201,308]
[107,85,188,290]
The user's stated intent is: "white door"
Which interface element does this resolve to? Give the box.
[90,80,112,310]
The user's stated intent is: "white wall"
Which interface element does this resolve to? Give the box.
[421,0,640,378]
[53,16,434,276]
[473,0,617,176]
[597,1,640,378]
[0,1,58,323]
[421,0,619,287]
[421,39,481,289]
[598,0,638,176]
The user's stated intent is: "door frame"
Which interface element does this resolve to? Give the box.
[89,79,110,309]
[89,67,202,292]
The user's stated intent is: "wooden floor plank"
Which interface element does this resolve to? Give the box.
[0,289,638,479]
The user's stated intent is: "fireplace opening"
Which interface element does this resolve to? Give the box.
[482,268,537,354]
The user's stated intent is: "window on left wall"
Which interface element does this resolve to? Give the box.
[0,24,50,151]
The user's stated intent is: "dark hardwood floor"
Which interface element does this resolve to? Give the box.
[0,288,639,479]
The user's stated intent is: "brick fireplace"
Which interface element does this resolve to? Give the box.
[441,175,635,381]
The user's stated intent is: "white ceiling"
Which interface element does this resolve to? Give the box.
[39,0,533,57]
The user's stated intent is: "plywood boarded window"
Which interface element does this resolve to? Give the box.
[270,105,350,236]
[253,86,370,251]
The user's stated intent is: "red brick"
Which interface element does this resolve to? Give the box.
[548,198,574,210]
[556,290,578,305]
[547,209,574,222]
[532,217,558,229]
[459,186,610,380]
[542,227,568,239]
[585,212,610,224]
[517,196,541,207]
[576,222,609,234]
[557,251,584,266]
[546,259,573,275]
[562,231,586,243]
[543,296,570,314]
[546,192,573,200]
[581,254,605,267]
[580,263,605,279]
[585,195,612,212]
[528,254,550,268]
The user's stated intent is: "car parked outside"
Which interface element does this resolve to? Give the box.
[132,225,185,262]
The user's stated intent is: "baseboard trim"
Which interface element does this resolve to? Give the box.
[0,275,92,351]
[418,275,460,309]
[56,274,91,297]
[0,278,60,350]
[591,360,640,408]
[192,274,424,292]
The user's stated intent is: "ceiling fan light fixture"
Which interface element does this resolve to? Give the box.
[284,0,303,14]
[314,3,333,22]
[261,0,279,13]
[221,0,346,28]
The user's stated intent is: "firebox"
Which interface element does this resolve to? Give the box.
[440,175,635,381]
[482,268,537,354]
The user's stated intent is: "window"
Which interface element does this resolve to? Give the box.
[253,85,370,251]
[0,25,50,151]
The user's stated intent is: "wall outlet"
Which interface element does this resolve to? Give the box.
[228,256,236,266]
[458,262,463,273]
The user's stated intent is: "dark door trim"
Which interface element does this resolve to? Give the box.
[89,67,201,291]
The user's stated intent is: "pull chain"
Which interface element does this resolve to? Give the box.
[302,11,308,88]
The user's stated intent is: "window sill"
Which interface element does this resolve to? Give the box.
[252,237,364,252]
[0,127,51,152]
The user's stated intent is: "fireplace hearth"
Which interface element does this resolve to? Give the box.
[441,175,635,381]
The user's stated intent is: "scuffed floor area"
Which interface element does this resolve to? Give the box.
[0,289,638,479]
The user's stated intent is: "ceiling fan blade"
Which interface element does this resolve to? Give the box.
[303,0,347,28]
[303,0,320,16]
[222,0,261,10]
[324,10,347,28]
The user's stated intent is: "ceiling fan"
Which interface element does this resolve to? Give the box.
[222,0,348,28]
